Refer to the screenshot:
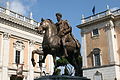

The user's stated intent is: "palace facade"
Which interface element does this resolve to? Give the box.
[0,6,54,80]
[77,8,120,80]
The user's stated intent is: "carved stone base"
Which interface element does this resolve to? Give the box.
[35,75,90,80]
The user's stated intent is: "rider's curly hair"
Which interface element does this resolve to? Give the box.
[56,13,62,18]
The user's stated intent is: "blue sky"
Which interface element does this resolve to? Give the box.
[0,0,120,43]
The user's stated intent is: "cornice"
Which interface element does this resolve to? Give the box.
[0,12,35,29]
[0,16,43,37]
[0,10,44,37]
[77,15,114,29]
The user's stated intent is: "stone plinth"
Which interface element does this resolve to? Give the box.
[35,75,90,80]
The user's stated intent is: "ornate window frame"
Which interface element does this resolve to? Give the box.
[92,48,102,67]
[13,40,25,64]
[92,28,100,37]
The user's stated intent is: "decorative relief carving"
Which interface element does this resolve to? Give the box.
[104,24,111,32]
[104,20,114,32]
[29,40,35,46]
[3,32,10,40]
[13,40,25,50]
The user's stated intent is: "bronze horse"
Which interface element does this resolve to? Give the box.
[32,19,82,76]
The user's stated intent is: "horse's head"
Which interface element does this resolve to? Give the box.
[35,18,54,34]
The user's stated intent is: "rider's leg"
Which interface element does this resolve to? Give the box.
[62,37,68,57]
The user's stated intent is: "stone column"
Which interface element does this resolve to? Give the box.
[8,74,11,80]
[47,54,54,75]
[81,33,87,68]
[27,40,34,80]
[0,71,2,80]
[1,33,10,80]
[105,20,119,64]
[0,34,3,66]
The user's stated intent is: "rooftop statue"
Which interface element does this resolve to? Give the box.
[32,13,82,76]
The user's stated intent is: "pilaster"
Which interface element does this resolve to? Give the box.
[1,32,10,80]
[0,34,3,66]
[105,20,119,64]
[81,33,87,68]
[8,74,11,80]
[47,54,54,75]
[27,40,35,80]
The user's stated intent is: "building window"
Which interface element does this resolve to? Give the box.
[93,48,101,67]
[39,55,43,67]
[15,50,20,64]
[94,53,101,66]
[13,40,25,64]
[92,28,99,37]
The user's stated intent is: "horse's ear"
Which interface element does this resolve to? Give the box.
[41,18,44,22]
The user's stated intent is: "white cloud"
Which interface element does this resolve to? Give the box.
[10,0,29,15]
[25,0,38,8]
[0,0,38,16]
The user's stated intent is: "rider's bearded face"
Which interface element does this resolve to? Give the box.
[56,15,61,22]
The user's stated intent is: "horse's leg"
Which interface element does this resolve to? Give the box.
[74,51,82,76]
[53,54,56,67]
[31,50,36,67]
[53,54,57,75]
[74,49,81,66]
[34,49,47,63]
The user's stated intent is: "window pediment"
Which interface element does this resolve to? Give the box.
[93,48,101,55]
[13,40,25,50]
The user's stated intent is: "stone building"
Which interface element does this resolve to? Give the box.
[0,5,54,80]
[77,8,120,80]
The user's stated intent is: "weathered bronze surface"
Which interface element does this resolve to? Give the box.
[32,14,82,76]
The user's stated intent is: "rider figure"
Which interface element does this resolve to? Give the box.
[55,13,72,57]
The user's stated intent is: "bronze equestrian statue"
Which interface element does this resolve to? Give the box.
[55,13,71,57]
[32,13,82,76]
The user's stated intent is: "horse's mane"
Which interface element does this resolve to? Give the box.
[47,19,54,24]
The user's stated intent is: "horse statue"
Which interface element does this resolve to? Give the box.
[32,19,82,76]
